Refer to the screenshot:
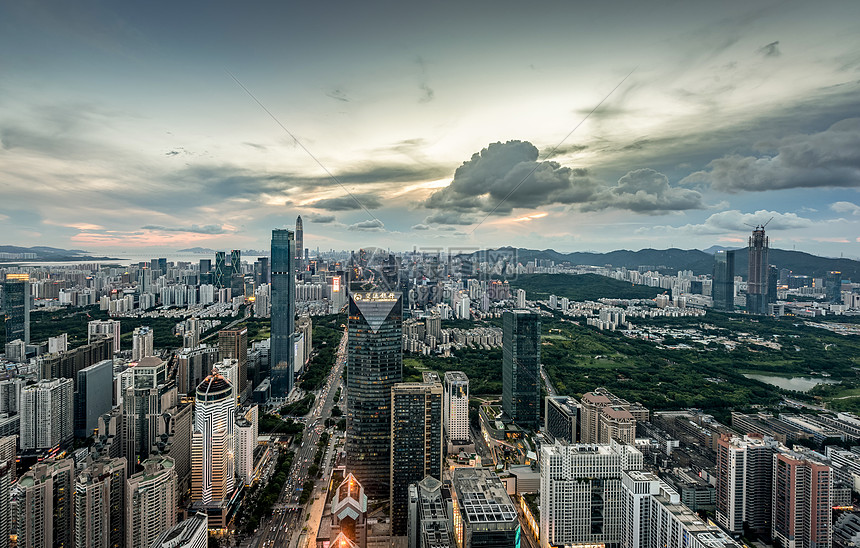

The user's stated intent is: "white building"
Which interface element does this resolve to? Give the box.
[235,405,259,486]
[87,319,121,352]
[127,456,178,548]
[621,470,741,548]
[150,512,208,548]
[443,371,470,445]
[215,358,240,405]
[516,288,526,309]
[47,333,68,354]
[191,374,235,504]
[540,440,643,548]
[20,378,74,451]
[132,326,154,361]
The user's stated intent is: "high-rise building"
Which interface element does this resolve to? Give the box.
[451,468,520,548]
[516,288,526,309]
[0,435,16,481]
[20,378,74,452]
[713,250,735,311]
[191,374,235,505]
[270,229,296,397]
[544,395,578,443]
[36,335,114,387]
[443,371,470,445]
[0,461,10,548]
[621,470,742,548]
[74,457,127,548]
[579,388,641,444]
[407,476,454,548]
[2,273,30,344]
[75,359,114,438]
[150,512,208,548]
[12,458,75,548]
[215,358,240,404]
[126,456,177,548]
[540,440,643,548]
[230,249,243,297]
[132,326,154,361]
[772,450,832,548]
[87,319,121,352]
[715,434,777,536]
[214,251,227,290]
[235,405,259,486]
[346,290,403,498]
[747,226,769,315]
[390,373,443,535]
[826,271,843,304]
[0,378,23,416]
[502,309,541,429]
[295,215,304,272]
[122,356,178,470]
[218,327,248,397]
[177,346,220,395]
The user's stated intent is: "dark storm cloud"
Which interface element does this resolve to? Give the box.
[310,193,382,211]
[758,41,781,57]
[347,219,385,232]
[423,141,703,224]
[141,224,233,234]
[304,212,337,223]
[584,169,706,214]
[424,140,597,215]
[682,118,860,192]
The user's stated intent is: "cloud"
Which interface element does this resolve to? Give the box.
[424,140,597,216]
[411,223,430,231]
[416,56,435,103]
[424,211,479,226]
[347,219,385,232]
[304,212,337,223]
[309,193,382,211]
[141,224,233,235]
[326,88,350,102]
[831,201,860,216]
[584,169,706,214]
[641,209,815,235]
[682,118,860,192]
[758,41,781,58]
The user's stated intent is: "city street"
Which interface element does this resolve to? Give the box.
[253,327,347,548]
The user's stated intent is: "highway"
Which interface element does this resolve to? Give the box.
[254,327,347,548]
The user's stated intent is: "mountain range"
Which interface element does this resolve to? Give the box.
[467,247,860,280]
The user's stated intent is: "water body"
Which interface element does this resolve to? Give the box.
[743,374,840,393]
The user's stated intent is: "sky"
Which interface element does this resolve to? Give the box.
[2,0,860,258]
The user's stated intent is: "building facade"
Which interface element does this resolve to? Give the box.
[270,229,296,397]
[191,374,235,505]
[502,310,541,429]
[20,378,74,452]
[443,371,470,445]
[346,291,403,498]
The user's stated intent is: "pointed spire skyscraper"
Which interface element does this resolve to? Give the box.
[295,215,304,273]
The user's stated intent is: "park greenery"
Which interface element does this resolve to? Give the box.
[509,273,662,301]
[280,393,316,417]
[259,414,304,436]
[405,303,860,420]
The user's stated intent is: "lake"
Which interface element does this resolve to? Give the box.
[743,374,840,393]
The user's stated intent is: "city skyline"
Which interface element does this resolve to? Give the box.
[2,1,860,256]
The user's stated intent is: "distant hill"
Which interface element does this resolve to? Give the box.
[0,245,112,261]
[465,246,860,280]
[177,247,216,254]
[510,273,661,300]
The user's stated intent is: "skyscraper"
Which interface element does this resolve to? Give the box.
[75,359,114,438]
[230,249,243,297]
[747,225,769,315]
[131,326,154,361]
[826,271,843,304]
[0,461,10,548]
[390,372,443,535]
[502,309,541,429]
[20,378,74,451]
[214,251,227,290]
[74,457,127,548]
[545,395,578,443]
[270,229,296,397]
[126,456,177,548]
[772,450,832,548]
[2,273,30,344]
[346,291,403,498]
[716,434,777,537]
[150,512,208,548]
[443,371,470,446]
[295,215,304,272]
[191,373,235,506]
[218,327,248,397]
[12,458,75,548]
[87,319,121,351]
[712,250,735,311]
[122,356,178,469]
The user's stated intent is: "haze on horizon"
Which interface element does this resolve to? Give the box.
[2,0,860,258]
